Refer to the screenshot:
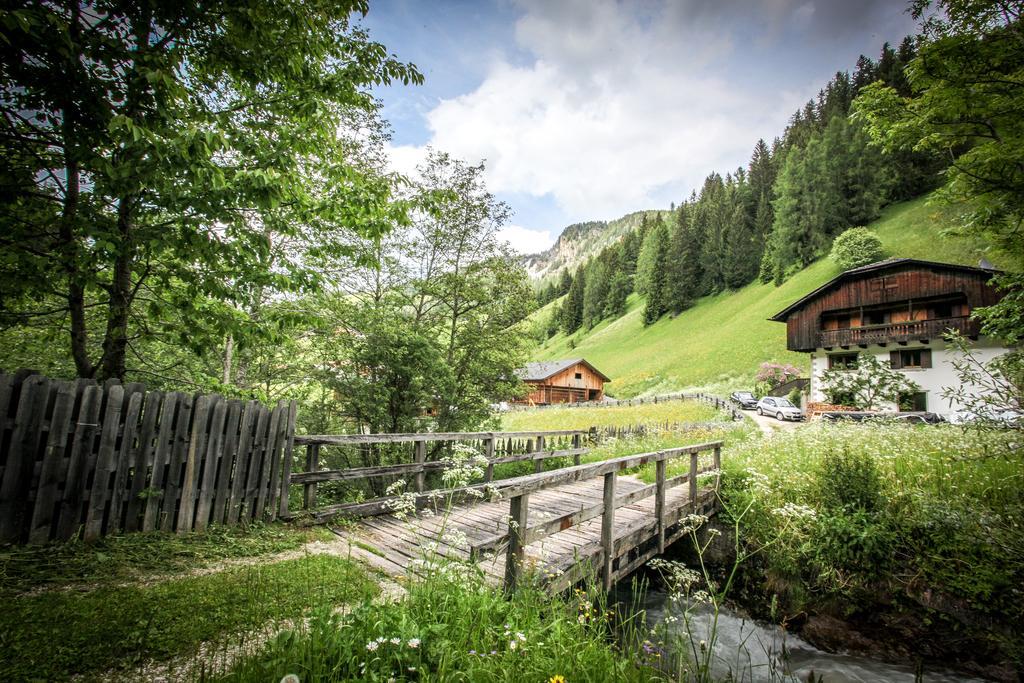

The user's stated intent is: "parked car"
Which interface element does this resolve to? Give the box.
[729,391,759,409]
[756,396,804,421]
[948,408,1023,426]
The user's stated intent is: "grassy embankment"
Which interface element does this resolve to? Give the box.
[530,196,996,397]
[710,422,1023,675]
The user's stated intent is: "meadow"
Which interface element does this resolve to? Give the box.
[530,197,997,397]
[499,398,722,431]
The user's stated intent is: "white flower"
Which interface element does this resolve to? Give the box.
[407,638,420,648]
[366,641,379,652]
[390,637,401,645]
[509,640,518,651]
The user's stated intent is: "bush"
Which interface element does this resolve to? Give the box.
[817,449,884,513]
[830,227,884,271]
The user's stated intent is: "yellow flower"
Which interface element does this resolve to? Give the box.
[549,676,566,683]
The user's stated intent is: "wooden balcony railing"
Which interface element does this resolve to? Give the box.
[817,316,978,348]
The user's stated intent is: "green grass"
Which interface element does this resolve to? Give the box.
[531,197,997,397]
[0,552,378,681]
[499,399,722,431]
[0,522,333,596]
[219,566,658,683]
[716,422,1024,668]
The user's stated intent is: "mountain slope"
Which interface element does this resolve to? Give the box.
[523,209,671,283]
[529,197,997,397]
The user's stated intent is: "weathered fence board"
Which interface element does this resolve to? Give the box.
[0,372,296,544]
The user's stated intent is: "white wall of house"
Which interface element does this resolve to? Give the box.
[808,339,1010,415]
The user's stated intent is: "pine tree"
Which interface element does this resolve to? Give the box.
[581,258,609,328]
[635,216,665,298]
[559,265,586,333]
[641,220,671,325]
[665,203,701,312]
[604,270,630,318]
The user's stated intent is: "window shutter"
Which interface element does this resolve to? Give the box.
[921,349,932,369]
[890,351,902,369]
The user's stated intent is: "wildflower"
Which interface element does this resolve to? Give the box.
[407,638,420,648]
[390,637,401,645]
[509,640,518,651]
[549,676,567,683]
[280,676,301,683]
[516,632,526,642]
[366,641,380,652]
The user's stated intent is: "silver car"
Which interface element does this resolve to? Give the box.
[756,396,804,421]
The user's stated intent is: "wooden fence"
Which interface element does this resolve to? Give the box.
[507,391,744,420]
[0,371,296,544]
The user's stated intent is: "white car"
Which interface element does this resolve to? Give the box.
[756,397,804,421]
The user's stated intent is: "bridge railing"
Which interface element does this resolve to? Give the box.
[486,441,723,592]
[291,429,592,517]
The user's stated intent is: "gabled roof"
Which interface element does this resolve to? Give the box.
[515,358,611,383]
[769,258,999,322]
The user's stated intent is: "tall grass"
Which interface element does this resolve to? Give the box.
[219,564,659,683]
[716,421,1024,667]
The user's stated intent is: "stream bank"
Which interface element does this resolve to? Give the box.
[623,520,1020,682]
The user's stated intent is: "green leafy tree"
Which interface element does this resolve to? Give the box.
[820,354,920,410]
[830,227,885,270]
[0,0,420,380]
[855,0,1024,342]
[641,220,671,325]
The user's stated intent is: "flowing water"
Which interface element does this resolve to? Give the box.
[640,588,986,683]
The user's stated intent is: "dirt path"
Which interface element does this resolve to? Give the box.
[746,410,804,435]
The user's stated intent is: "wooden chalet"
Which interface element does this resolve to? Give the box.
[769,258,1006,415]
[769,259,1002,352]
[514,359,610,405]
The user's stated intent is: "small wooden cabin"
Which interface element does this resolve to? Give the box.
[514,359,610,405]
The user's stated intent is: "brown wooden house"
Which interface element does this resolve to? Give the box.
[514,359,610,405]
[769,258,1006,415]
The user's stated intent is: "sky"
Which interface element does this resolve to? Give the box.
[357,0,920,255]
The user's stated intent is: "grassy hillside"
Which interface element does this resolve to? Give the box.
[530,197,996,397]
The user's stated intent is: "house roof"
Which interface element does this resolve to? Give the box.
[768,258,999,322]
[515,358,611,383]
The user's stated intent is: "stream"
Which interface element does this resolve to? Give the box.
[638,588,986,682]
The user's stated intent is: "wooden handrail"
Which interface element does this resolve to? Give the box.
[303,441,722,521]
[469,470,700,559]
[291,447,589,485]
[294,428,591,446]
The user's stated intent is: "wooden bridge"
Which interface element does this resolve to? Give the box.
[291,430,722,592]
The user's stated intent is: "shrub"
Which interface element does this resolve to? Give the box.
[830,227,884,271]
[817,449,884,513]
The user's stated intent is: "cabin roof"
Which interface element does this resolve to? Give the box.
[515,358,611,383]
[768,258,999,322]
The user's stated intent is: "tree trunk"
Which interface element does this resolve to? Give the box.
[97,6,151,381]
[60,2,94,378]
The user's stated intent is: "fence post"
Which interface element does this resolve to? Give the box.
[689,451,699,513]
[414,440,426,493]
[504,493,529,592]
[713,445,722,493]
[572,433,582,466]
[601,471,617,592]
[534,435,545,473]
[303,443,320,511]
[655,458,666,554]
[484,437,495,482]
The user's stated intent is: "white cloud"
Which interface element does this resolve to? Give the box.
[384,0,914,227]
[498,223,554,254]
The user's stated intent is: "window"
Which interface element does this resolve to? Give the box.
[932,302,953,319]
[890,349,932,369]
[899,391,928,411]
[865,310,889,326]
[574,372,582,380]
[828,353,859,370]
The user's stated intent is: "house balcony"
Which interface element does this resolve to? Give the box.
[817,316,979,349]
